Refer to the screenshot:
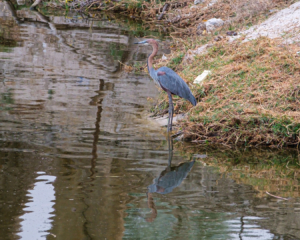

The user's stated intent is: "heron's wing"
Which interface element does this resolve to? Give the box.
[156,67,196,105]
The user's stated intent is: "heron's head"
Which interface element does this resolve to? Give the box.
[134,39,158,46]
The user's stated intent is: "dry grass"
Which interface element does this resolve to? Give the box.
[62,0,282,32]
[229,0,274,22]
[58,0,298,41]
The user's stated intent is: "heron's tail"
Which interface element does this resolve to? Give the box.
[189,95,197,106]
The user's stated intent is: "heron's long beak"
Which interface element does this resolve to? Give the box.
[134,40,147,44]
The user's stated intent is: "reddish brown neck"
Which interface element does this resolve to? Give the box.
[147,42,158,70]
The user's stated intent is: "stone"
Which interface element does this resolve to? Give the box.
[196,22,206,35]
[207,0,218,7]
[17,0,25,5]
[226,31,237,36]
[194,0,204,5]
[153,114,186,127]
[183,44,213,63]
[240,2,300,44]
[205,18,224,32]
[193,70,212,85]
[214,36,223,41]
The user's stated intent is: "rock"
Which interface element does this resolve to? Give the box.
[226,31,237,36]
[169,15,181,24]
[214,36,223,41]
[196,22,206,35]
[153,114,186,127]
[174,134,184,141]
[240,2,300,44]
[162,54,167,60]
[227,36,236,43]
[205,18,224,32]
[207,0,218,7]
[194,0,204,5]
[193,70,212,85]
[17,0,25,4]
[183,44,213,63]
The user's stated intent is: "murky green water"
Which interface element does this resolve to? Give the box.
[1,3,300,240]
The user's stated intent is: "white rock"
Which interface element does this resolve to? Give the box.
[240,1,300,44]
[208,0,218,7]
[153,114,186,126]
[194,0,204,5]
[205,18,224,32]
[183,44,212,63]
[17,0,25,5]
[162,54,167,60]
[193,70,212,84]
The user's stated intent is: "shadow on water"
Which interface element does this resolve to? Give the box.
[1,2,300,240]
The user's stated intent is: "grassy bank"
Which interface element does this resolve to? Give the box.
[140,0,300,148]
[152,37,300,147]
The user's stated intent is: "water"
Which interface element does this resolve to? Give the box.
[0,4,300,240]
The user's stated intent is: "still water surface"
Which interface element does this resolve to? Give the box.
[0,4,300,240]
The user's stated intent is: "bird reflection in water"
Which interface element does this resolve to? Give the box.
[146,136,195,222]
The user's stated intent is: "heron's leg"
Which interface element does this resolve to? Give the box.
[167,134,173,171]
[170,98,174,129]
[167,107,171,132]
[167,91,173,131]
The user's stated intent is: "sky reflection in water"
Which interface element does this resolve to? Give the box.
[19,173,56,240]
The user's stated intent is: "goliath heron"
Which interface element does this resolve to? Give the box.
[135,39,197,131]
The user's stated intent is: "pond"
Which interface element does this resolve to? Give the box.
[0,3,300,240]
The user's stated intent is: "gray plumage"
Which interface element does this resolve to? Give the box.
[149,66,197,106]
[135,39,197,131]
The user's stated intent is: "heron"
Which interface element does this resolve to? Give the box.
[135,39,197,131]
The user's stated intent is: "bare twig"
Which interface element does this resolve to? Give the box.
[266,191,289,200]
[158,3,170,20]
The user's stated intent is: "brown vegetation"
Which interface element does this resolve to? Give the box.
[53,0,294,36]
[141,0,300,148]
[154,37,300,147]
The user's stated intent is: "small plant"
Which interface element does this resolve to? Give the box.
[167,53,184,70]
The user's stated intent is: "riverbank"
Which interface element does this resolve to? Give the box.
[35,0,300,147]
[143,0,300,148]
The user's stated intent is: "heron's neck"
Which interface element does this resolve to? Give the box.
[147,42,158,72]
